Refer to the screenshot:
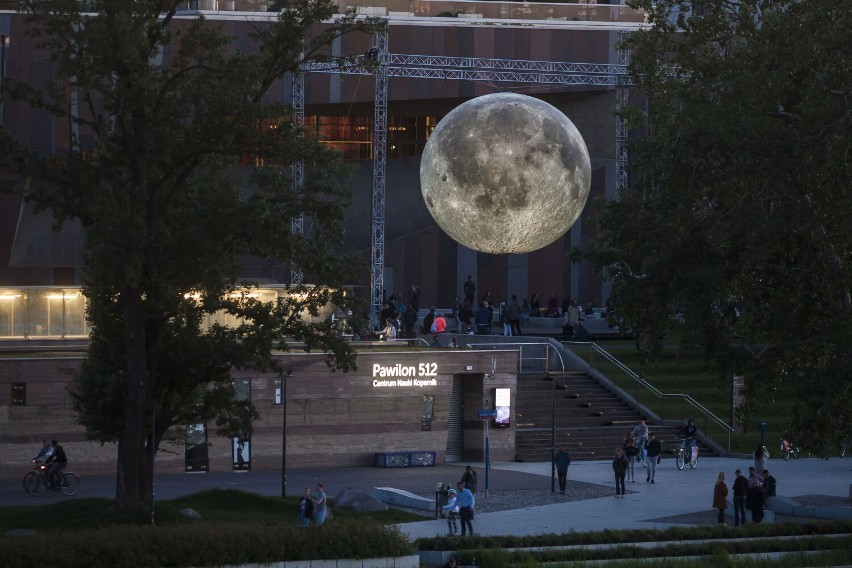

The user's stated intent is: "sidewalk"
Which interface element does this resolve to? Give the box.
[396,456,852,540]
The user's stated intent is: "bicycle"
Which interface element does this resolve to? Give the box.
[673,438,698,470]
[22,461,79,496]
[779,438,800,460]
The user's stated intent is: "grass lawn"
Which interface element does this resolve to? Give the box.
[570,339,800,455]
[0,488,424,534]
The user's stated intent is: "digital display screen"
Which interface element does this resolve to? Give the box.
[495,387,511,427]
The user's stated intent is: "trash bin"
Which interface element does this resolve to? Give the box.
[435,482,450,517]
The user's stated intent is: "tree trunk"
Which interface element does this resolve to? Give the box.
[115,290,151,514]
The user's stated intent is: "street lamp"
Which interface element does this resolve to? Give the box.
[280,372,289,498]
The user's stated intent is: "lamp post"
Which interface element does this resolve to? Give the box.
[280,374,288,498]
[550,370,556,493]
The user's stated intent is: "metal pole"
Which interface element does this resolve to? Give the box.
[551,367,556,493]
[281,375,287,498]
[150,408,155,525]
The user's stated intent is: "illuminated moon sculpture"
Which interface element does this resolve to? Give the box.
[419,92,591,254]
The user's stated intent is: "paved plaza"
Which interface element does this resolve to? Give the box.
[3,456,850,538]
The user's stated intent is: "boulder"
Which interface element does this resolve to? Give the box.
[334,486,388,513]
[178,507,203,519]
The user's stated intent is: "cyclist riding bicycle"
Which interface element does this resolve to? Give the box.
[45,439,68,487]
[31,439,54,463]
[678,419,698,459]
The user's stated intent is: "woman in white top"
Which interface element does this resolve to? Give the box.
[382,318,397,340]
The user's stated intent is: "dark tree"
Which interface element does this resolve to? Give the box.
[0,0,384,513]
[587,0,852,454]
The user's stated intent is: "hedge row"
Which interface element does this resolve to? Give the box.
[2,521,414,568]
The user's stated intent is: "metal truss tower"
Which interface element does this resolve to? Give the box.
[290,62,305,286]
[297,25,632,327]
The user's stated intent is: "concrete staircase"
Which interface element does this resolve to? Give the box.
[514,372,712,462]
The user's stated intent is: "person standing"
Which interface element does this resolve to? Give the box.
[732,469,748,526]
[645,432,661,483]
[623,433,638,482]
[433,312,447,334]
[506,294,522,336]
[312,482,327,525]
[554,445,572,494]
[713,472,729,525]
[631,420,649,466]
[442,488,460,535]
[747,478,765,523]
[612,447,628,498]
[382,318,397,340]
[460,465,478,494]
[298,487,314,526]
[762,469,777,497]
[422,307,436,336]
[475,302,492,335]
[463,275,476,304]
[753,443,769,473]
[455,481,475,536]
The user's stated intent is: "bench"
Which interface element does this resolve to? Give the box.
[374,450,436,468]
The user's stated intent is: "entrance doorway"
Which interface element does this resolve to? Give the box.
[445,375,464,462]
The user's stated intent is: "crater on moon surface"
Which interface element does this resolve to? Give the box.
[419,92,591,254]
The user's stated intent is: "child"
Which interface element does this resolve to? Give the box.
[442,488,460,535]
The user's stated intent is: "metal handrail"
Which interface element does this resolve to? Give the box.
[571,341,734,451]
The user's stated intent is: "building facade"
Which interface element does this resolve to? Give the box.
[0,348,519,478]
[0,2,647,313]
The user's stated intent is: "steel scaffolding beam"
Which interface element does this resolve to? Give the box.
[370,31,389,328]
[290,65,305,286]
[615,31,630,193]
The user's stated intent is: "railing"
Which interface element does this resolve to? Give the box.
[567,341,734,452]
[173,0,648,28]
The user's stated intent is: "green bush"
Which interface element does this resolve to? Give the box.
[0,521,414,568]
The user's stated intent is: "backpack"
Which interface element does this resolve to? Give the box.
[430,321,438,333]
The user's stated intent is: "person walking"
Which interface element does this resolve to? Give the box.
[612,447,628,498]
[623,433,638,482]
[455,481,475,536]
[460,465,478,494]
[631,420,649,466]
[554,445,572,494]
[645,432,662,483]
[713,472,729,525]
[732,469,748,526]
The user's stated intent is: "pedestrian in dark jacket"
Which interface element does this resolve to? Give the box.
[645,432,662,483]
[732,469,749,526]
[612,448,629,498]
[554,446,572,494]
[762,469,777,497]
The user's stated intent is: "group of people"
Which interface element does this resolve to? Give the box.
[613,424,664,496]
[296,482,328,526]
[716,465,777,526]
[441,465,478,536]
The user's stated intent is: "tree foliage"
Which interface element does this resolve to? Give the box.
[0,0,384,512]
[588,0,852,454]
